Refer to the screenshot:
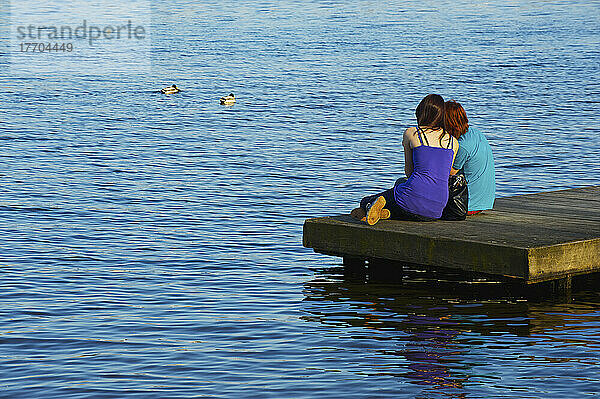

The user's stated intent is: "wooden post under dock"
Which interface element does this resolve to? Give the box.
[303,186,600,285]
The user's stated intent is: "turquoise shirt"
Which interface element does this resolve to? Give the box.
[453,127,495,211]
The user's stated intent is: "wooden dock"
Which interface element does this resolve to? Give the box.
[303,186,600,284]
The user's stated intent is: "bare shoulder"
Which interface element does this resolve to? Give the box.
[404,126,417,141]
[403,126,418,144]
[404,126,417,136]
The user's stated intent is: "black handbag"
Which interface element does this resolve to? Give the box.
[441,172,468,220]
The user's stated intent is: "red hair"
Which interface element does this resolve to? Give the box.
[444,100,469,139]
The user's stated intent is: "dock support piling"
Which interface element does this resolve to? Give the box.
[368,258,404,283]
[551,275,573,299]
[524,275,573,300]
[343,256,366,268]
[342,256,367,280]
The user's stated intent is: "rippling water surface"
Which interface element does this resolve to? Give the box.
[1,0,599,397]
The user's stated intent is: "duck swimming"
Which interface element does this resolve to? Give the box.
[161,84,180,94]
[220,93,235,105]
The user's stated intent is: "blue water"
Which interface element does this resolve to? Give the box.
[1,0,600,397]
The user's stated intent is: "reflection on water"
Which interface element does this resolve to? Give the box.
[1,0,599,396]
[303,265,600,397]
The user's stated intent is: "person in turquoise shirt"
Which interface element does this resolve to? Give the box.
[445,101,495,213]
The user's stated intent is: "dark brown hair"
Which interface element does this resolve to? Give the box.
[415,94,445,129]
[444,100,469,139]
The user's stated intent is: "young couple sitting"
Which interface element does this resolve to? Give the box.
[351,94,495,225]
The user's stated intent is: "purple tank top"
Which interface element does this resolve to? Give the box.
[394,131,454,219]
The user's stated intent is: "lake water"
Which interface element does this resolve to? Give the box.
[1,0,599,397]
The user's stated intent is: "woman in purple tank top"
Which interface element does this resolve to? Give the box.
[351,94,458,225]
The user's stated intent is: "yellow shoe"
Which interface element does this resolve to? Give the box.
[365,209,389,221]
[380,208,391,220]
[366,196,386,225]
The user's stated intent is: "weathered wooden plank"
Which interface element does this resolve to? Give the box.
[497,198,600,212]
[303,216,530,279]
[493,195,600,220]
[499,186,600,202]
[468,211,600,237]
[303,186,600,283]
[492,206,600,223]
[529,239,600,281]
[325,214,594,247]
[495,195,600,215]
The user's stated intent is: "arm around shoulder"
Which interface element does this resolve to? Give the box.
[452,137,468,171]
[450,136,459,173]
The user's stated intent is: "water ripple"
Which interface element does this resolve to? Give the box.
[1,0,599,397]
